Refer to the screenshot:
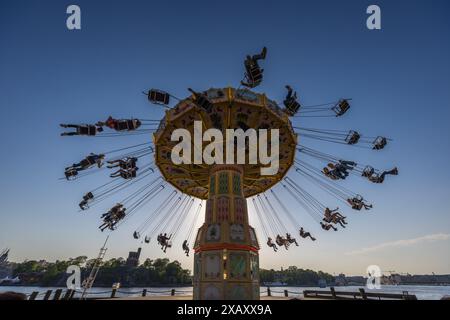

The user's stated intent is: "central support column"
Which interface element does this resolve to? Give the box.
[193,165,260,300]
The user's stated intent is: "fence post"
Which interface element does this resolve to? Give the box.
[69,289,76,300]
[267,287,271,297]
[28,291,39,300]
[330,287,337,299]
[53,288,63,300]
[284,289,288,297]
[171,289,176,296]
[62,289,73,300]
[359,288,368,300]
[43,290,53,300]
[111,288,117,298]
[142,289,147,297]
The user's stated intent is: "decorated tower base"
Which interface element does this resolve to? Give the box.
[193,165,260,300]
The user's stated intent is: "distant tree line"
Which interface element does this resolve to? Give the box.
[260,266,334,286]
[10,256,191,287]
[9,257,334,287]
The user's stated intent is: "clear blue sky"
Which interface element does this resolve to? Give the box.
[1,0,449,275]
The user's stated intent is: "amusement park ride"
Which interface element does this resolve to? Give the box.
[60,47,398,300]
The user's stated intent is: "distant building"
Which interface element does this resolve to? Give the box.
[126,248,142,267]
[334,273,347,286]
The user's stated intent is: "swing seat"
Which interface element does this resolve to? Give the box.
[372,136,387,150]
[243,66,263,87]
[148,89,170,105]
[65,169,78,180]
[345,130,360,145]
[362,166,375,178]
[194,95,213,112]
[144,237,150,243]
[83,192,94,201]
[332,99,350,117]
[284,99,301,116]
[133,231,140,239]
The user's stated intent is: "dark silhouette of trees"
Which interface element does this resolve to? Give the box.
[260,266,334,286]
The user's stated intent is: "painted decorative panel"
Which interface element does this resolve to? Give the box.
[210,175,216,195]
[204,253,221,279]
[234,198,245,223]
[206,223,221,242]
[205,199,214,223]
[203,284,221,300]
[217,196,229,222]
[229,253,247,280]
[218,172,228,194]
[230,224,245,242]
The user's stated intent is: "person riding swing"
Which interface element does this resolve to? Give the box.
[283,85,301,116]
[60,124,103,136]
[67,153,105,172]
[323,207,347,228]
[320,222,337,231]
[299,227,316,241]
[182,240,190,257]
[373,136,388,150]
[241,47,267,88]
[188,88,213,112]
[332,99,351,117]
[97,117,142,132]
[267,237,278,252]
[347,195,372,211]
[79,192,94,210]
[286,233,299,246]
[345,130,361,145]
[367,167,398,184]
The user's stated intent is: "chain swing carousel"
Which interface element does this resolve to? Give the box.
[60,47,398,300]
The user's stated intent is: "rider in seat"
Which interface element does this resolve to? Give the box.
[332,99,351,117]
[188,88,213,112]
[345,130,361,145]
[347,195,372,211]
[64,168,78,180]
[66,153,105,173]
[283,85,301,116]
[320,222,338,231]
[267,237,278,252]
[286,233,299,246]
[241,47,267,88]
[299,227,316,241]
[372,136,388,150]
[97,117,142,132]
[60,124,103,136]
[147,89,170,105]
[368,167,398,184]
[182,240,190,257]
[323,207,347,228]
[79,192,94,210]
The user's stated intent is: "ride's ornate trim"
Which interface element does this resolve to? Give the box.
[194,243,259,253]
